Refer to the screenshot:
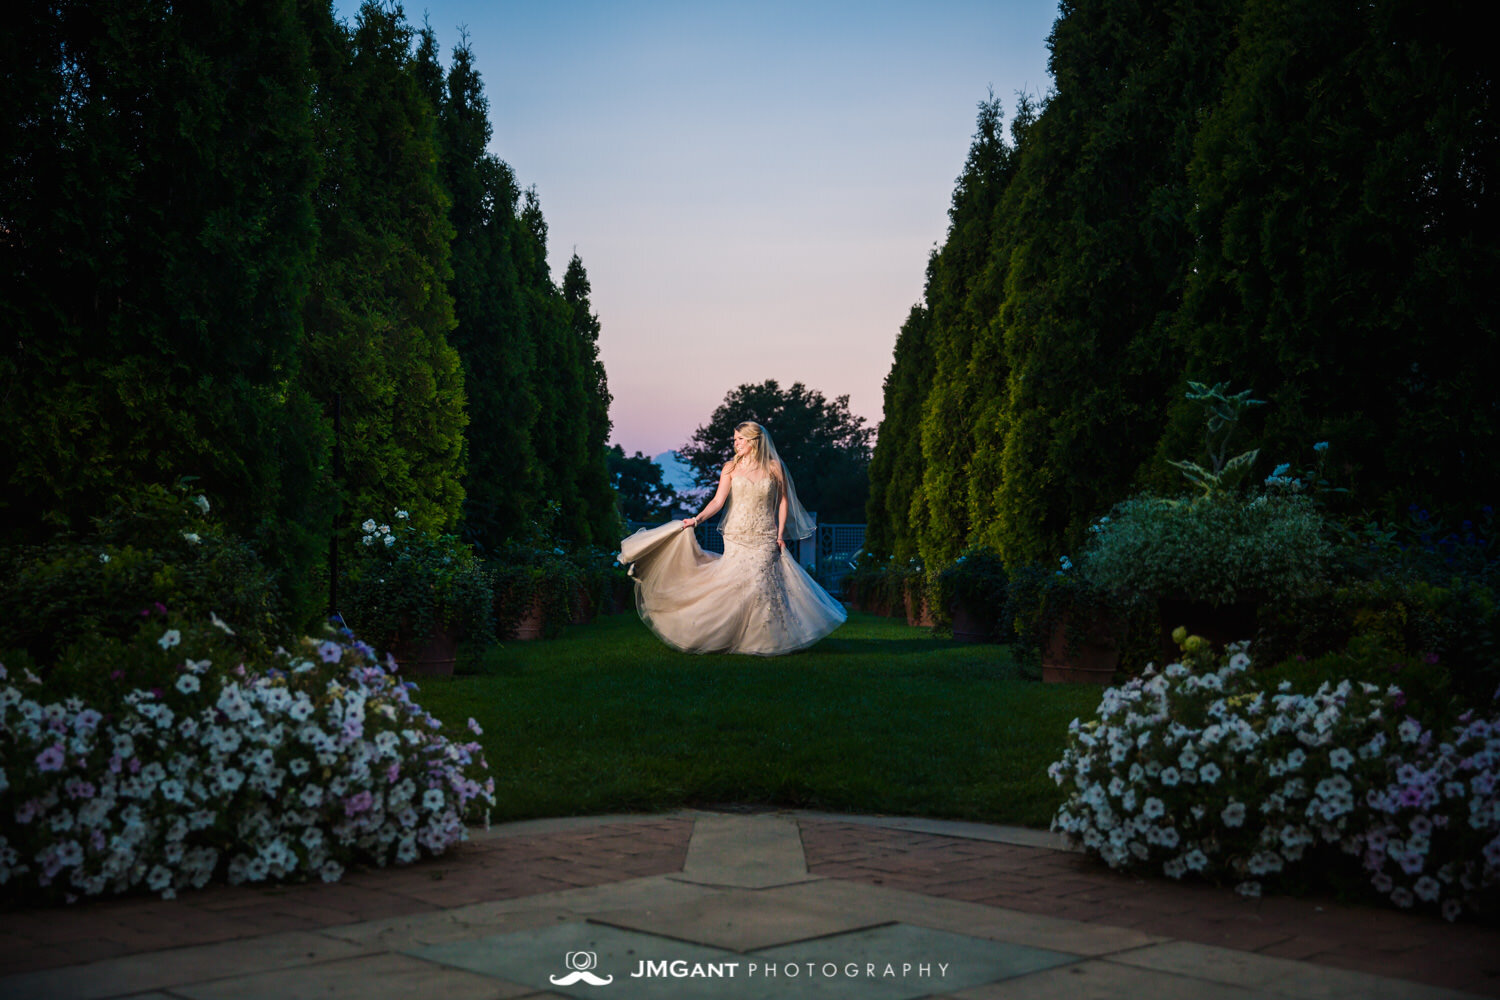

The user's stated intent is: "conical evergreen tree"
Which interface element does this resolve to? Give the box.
[913,95,1018,567]
[424,29,617,552]
[983,0,1242,564]
[431,34,543,551]
[866,303,933,561]
[563,254,620,546]
[299,0,466,541]
[521,192,588,543]
[1165,0,1499,519]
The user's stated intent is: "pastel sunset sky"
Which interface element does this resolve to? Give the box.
[336,1,1060,456]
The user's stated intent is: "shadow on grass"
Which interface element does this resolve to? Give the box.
[806,635,998,658]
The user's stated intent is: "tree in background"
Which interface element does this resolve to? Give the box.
[608,446,680,524]
[523,202,603,548]
[681,381,874,524]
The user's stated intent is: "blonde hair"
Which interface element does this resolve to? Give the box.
[733,421,772,471]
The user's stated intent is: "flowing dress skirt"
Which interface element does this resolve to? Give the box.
[617,521,846,655]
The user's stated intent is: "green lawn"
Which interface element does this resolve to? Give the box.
[413,611,1102,828]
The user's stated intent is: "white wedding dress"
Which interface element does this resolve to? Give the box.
[617,475,847,655]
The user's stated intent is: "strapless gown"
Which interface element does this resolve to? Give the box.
[617,475,847,655]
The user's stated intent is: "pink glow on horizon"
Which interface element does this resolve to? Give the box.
[333,1,1060,456]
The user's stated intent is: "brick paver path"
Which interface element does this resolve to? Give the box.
[0,817,693,977]
[798,818,1500,997]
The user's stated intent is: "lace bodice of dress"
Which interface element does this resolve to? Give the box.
[721,475,778,538]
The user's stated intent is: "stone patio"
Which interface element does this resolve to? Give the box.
[0,809,1495,999]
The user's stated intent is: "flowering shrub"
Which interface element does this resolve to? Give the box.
[343,511,494,650]
[1080,493,1332,607]
[0,482,287,667]
[1049,634,1499,918]
[1360,709,1500,919]
[0,616,494,902]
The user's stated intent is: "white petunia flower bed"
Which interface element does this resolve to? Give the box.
[0,619,494,902]
[1048,638,1500,919]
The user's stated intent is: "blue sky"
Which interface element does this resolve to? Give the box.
[335,1,1060,456]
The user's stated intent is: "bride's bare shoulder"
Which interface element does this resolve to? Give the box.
[720,460,735,476]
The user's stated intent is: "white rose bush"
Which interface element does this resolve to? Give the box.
[0,616,494,902]
[1049,633,1500,919]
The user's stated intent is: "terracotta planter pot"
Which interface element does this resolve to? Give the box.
[1042,617,1119,685]
[950,601,996,643]
[1157,597,1259,663]
[511,595,545,640]
[842,584,862,612]
[571,584,597,625]
[904,586,934,627]
[393,627,457,676]
[608,576,635,614]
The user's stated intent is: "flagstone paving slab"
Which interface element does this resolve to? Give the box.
[945,959,1267,999]
[171,952,536,1000]
[589,885,895,950]
[750,922,1079,999]
[791,811,1075,852]
[451,873,727,917]
[1113,940,1482,1000]
[407,921,773,1000]
[319,903,583,951]
[758,876,1167,956]
[317,873,733,952]
[0,930,375,1000]
[675,811,815,889]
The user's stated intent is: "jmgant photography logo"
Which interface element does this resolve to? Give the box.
[549,949,614,986]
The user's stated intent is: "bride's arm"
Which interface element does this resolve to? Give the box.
[773,462,789,547]
[685,464,733,526]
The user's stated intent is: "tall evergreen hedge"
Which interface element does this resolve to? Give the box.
[867,0,1497,569]
[3,0,618,627]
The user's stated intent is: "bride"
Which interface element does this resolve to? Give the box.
[617,421,846,655]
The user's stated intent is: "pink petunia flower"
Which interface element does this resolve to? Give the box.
[36,744,65,772]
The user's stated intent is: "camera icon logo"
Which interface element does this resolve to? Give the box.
[550,950,613,986]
